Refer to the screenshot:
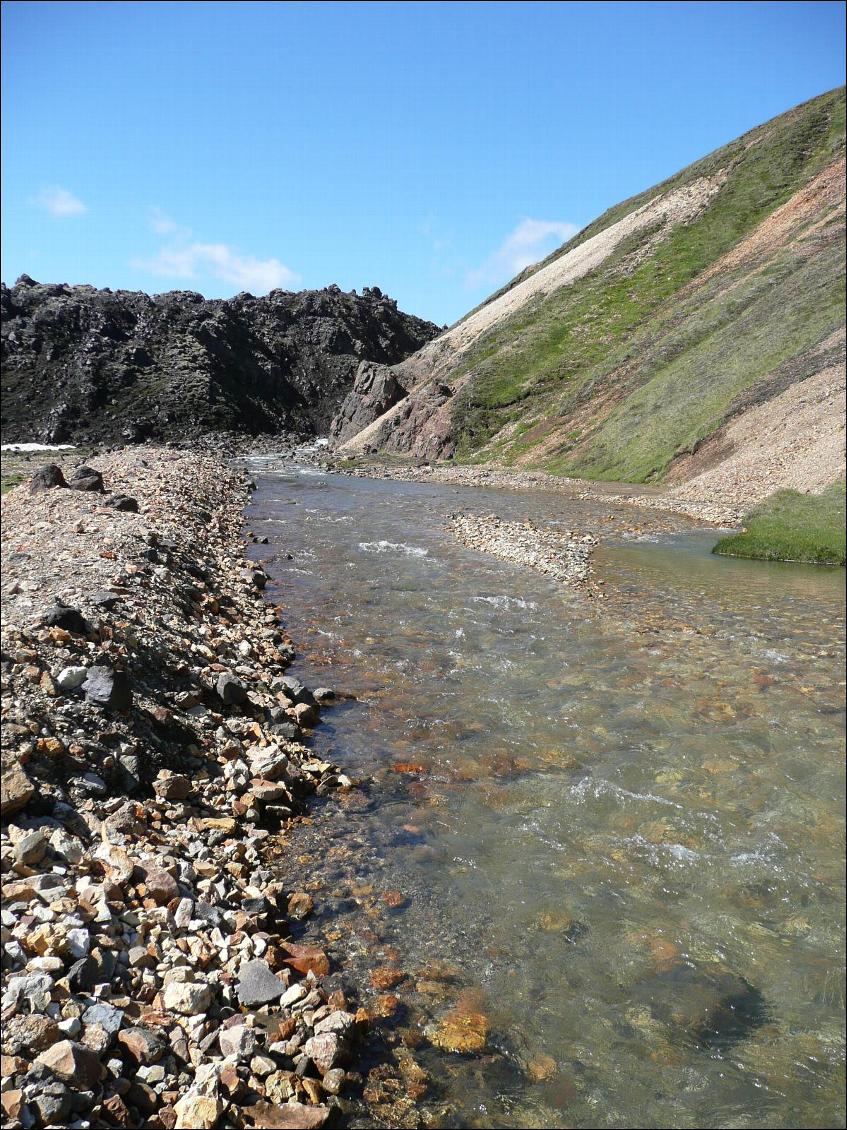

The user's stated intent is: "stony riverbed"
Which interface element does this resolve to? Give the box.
[0,448,391,1130]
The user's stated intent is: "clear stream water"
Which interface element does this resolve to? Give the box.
[245,460,845,1130]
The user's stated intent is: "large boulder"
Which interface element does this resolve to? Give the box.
[29,464,66,491]
[67,465,104,491]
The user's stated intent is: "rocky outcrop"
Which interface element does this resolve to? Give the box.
[328,360,408,445]
[0,279,439,444]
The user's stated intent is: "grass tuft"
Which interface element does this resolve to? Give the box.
[713,482,846,564]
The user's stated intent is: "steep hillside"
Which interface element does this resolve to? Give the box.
[335,88,845,501]
[0,279,439,444]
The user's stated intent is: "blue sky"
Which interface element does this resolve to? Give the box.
[2,1,844,325]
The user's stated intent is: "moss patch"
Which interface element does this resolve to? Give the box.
[713,482,846,565]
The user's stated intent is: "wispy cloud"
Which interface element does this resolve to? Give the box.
[148,207,185,237]
[466,218,579,289]
[137,241,299,294]
[36,186,87,217]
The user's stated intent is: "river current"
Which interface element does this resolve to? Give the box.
[245,460,845,1130]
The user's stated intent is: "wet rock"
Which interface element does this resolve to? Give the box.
[29,464,67,491]
[425,993,490,1055]
[68,465,104,492]
[83,664,132,710]
[286,891,314,921]
[35,1039,102,1088]
[282,942,330,978]
[237,959,288,1006]
[370,968,406,991]
[534,910,576,934]
[242,1101,329,1129]
[637,964,767,1050]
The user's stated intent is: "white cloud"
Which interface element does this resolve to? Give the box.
[138,241,299,294]
[148,207,183,236]
[36,186,87,217]
[466,218,579,289]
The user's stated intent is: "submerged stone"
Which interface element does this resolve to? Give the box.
[635,963,767,1050]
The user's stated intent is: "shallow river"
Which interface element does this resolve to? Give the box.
[246,461,845,1130]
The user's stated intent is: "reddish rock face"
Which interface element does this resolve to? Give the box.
[35,1039,103,1088]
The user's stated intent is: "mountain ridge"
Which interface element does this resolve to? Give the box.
[0,279,440,445]
[333,86,845,510]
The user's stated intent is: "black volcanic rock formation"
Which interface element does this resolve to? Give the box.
[0,276,440,444]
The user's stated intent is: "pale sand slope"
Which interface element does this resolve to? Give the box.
[337,171,728,455]
[671,364,845,507]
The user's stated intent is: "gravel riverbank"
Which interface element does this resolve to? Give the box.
[0,447,386,1130]
[448,513,597,588]
[332,458,745,527]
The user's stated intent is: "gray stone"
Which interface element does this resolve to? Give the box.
[104,494,139,512]
[67,465,104,492]
[14,829,49,866]
[236,959,287,1006]
[303,1031,342,1074]
[40,605,90,635]
[276,676,312,704]
[216,672,247,707]
[218,1023,256,1059]
[83,665,132,710]
[321,1067,346,1095]
[82,1002,124,1036]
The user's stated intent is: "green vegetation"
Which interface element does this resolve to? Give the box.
[448,87,845,480]
[713,482,846,565]
[1,474,23,494]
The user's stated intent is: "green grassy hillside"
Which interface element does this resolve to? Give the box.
[448,87,845,481]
